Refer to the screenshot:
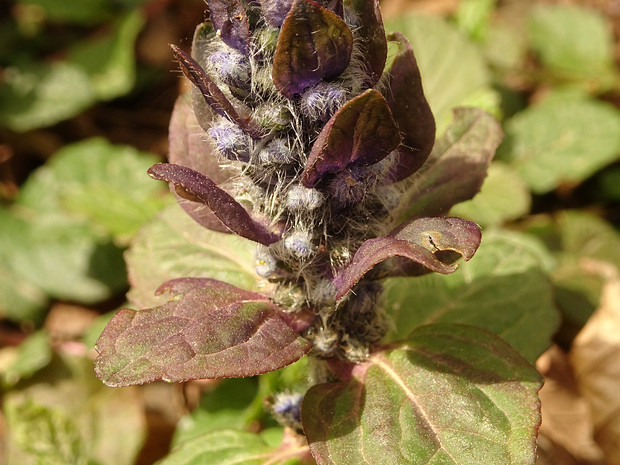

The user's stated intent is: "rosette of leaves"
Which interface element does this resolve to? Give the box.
[95,0,542,463]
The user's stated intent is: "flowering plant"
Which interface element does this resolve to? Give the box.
[94,0,542,462]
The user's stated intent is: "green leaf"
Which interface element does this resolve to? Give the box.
[8,214,127,303]
[549,211,620,344]
[303,324,543,465]
[0,13,144,131]
[17,137,169,243]
[383,230,559,363]
[0,208,48,323]
[1,331,52,388]
[0,61,94,131]
[173,378,259,445]
[385,15,499,133]
[499,96,620,193]
[3,355,146,465]
[393,107,503,223]
[18,0,112,25]
[159,429,312,465]
[450,162,531,227]
[454,0,497,41]
[529,4,617,88]
[126,202,258,308]
[66,11,144,100]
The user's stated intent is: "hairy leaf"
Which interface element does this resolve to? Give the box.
[302,89,401,186]
[384,32,436,182]
[148,163,280,245]
[393,107,502,223]
[170,45,262,138]
[273,0,353,98]
[344,0,387,86]
[303,324,543,465]
[95,278,312,386]
[333,217,480,300]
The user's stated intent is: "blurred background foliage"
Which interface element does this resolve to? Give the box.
[1,0,620,464]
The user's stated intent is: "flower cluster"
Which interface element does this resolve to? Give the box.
[95,0,483,392]
[148,0,480,362]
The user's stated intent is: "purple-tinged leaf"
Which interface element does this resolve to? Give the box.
[168,95,233,233]
[333,217,480,300]
[303,324,543,465]
[273,0,353,99]
[262,0,343,27]
[207,0,251,54]
[384,32,436,182]
[301,89,401,187]
[95,278,312,386]
[343,0,387,87]
[262,0,295,26]
[170,44,263,139]
[393,107,503,222]
[148,163,281,245]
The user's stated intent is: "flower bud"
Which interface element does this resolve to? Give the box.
[286,184,324,212]
[208,118,251,162]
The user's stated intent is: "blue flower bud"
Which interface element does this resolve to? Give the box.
[208,118,251,162]
[271,392,303,431]
[300,82,348,121]
[284,230,315,258]
[207,48,251,89]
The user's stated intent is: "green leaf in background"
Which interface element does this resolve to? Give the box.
[454,0,497,41]
[159,429,312,465]
[173,378,260,445]
[529,4,617,89]
[17,137,169,243]
[0,331,51,389]
[303,324,542,465]
[385,14,499,133]
[0,61,94,131]
[18,0,112,25]
[66,11,144,100]
[383,230,559,363]
[1,138,166,308]
[126,202,258,308]
[547,211,620,345]
[499,96,620,194]
[450,162,531,227]
[0,208,48,323]
[3,355,146,465]
[0,11,144,131]
[8,214,127,303]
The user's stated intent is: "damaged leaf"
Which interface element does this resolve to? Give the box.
[333,217,480,300]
